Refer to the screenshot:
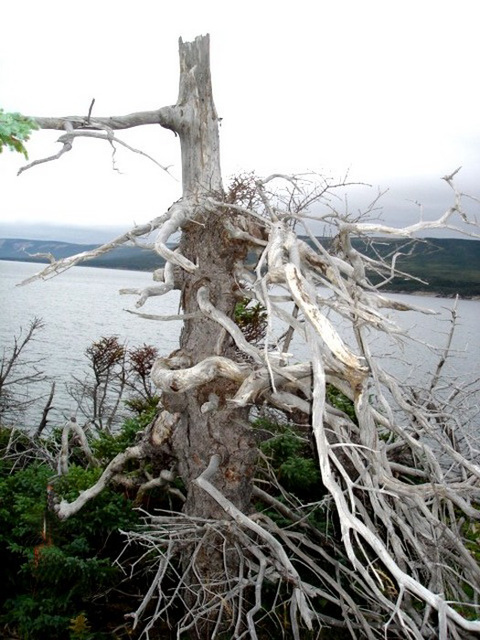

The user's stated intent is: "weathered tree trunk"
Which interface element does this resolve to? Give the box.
[176,37,223,197]
[159,36,256,634]
[158,35,256,517]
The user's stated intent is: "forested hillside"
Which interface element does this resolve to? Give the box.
[0,238,164,272]
[1,236,479,297]
[326,236,480,297]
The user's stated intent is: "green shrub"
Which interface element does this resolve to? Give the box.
[0,109,38,158]
[257,421,324,502]
[0,419,145,638]
[234,298,267,343]
[91,403,157,461]
[326,384,357,423]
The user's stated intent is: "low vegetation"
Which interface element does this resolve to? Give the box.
[0,360,364,639]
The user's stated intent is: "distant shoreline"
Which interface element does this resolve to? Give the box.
[2,257,478,301]
[1,235,479,298]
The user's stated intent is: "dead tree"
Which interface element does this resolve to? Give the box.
[17,36,480,639]
[0,317,53,430]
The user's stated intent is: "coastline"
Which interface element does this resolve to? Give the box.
[2,257,478,301]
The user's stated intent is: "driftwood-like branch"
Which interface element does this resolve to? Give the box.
[126,309,201,321]
[194,454,314,631]
[120,282,174,308]
[58,129,176,176]
[341,206,480,239]
[120,255,178,307]
[18,199,196,286]
[284,263,368,372]
[197,286,262,363]
[18,213,171,285]
[18,125,176,178]
[17,121,74,175]
[56,445,144,519]
[231,362,312,406]
[55,410,180,519]
[57,417,99,475]
[154,200,197,272]
[151,355,249,393]
[31,108,177,132]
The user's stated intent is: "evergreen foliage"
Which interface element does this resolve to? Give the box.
[0,371,363,638]
[0,421,142,639]
[0,109,38,158]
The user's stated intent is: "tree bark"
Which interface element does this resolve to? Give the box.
[158,36,256,635]
[151,34,256,517]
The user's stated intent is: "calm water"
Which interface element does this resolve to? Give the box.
[1,261,181,424]
[1,260,479,426]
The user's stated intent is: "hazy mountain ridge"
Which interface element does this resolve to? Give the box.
[1,236,479,297]
[0,238,165,272]
[309,236,480,297]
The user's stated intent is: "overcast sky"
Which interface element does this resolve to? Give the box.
[1,0,479,238]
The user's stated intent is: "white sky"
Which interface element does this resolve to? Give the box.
[1,0,479,235]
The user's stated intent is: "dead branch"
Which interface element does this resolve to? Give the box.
[17,120,74,175]
[56,444,144,518]
[34,381,56,438]
[55,410,180,519]
[18,213,171,285]
[125,309,201,321]
[151,355,250,393]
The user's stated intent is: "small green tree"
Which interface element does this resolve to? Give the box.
[0,417,147,639]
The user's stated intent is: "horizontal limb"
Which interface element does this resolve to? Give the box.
[151,355,250,393]
[18,213,172,285]
[55,410,180,519]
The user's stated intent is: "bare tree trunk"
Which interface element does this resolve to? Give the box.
[159,36,257,634]
[34,381,56,438]
[155,35,256,517]
[171,227,256,519]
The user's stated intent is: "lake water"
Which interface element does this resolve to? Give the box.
[1,260,479,428]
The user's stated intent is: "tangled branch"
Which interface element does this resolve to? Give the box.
[18,169,479,638]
